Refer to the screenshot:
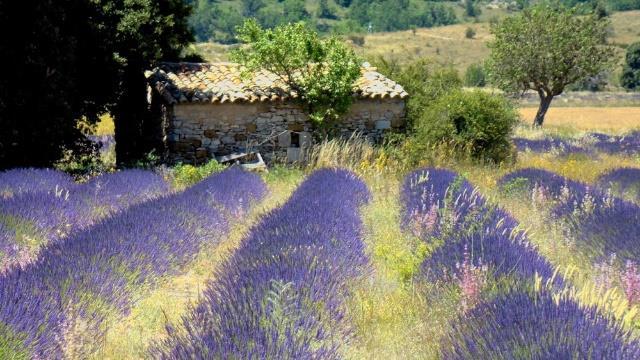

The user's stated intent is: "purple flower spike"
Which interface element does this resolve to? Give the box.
[0,167,266,358]
[151,168,370,359]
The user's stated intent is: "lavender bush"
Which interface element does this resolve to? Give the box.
[151,168,370,359]
[442,290,640,359]
[402,168,557,285]
[0,167,266,358]
[512,131,640,157]
[598,167,640,202]
[0,168,74,198]
[500,168,640,261]
[0,170,170,271]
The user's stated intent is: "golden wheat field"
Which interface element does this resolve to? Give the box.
[519,107,640,132]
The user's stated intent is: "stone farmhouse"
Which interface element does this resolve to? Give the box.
[145,62,408,164]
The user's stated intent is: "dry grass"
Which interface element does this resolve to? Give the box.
[346,171,457,359]
[196,10,640,75]
[518,107,640,133]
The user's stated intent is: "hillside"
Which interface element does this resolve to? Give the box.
[195,9,640,88]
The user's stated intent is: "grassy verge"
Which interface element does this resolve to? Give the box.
[345,171,458,359]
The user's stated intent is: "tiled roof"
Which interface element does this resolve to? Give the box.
[145,62,408,104]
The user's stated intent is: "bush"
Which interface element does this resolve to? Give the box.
[464,63,486,87]
[621,42,640,90]
[347,34,365,46]
[413,90,519,163]
[465,27,476,39]
[172,159,227,189]
[373,57,462,129]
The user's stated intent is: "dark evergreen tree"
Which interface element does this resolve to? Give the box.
[0,0,117,169]
[0,0,195,168]
[621,42,640,90]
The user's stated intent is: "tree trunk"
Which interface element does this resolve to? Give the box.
[533,94,553,127]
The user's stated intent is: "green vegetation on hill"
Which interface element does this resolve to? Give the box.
[186,0,460,43]
[186,0,640,44]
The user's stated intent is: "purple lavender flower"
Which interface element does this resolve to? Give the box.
[0,167,266,358]
[598,167,640,202]
[403,168,557,284]
[151,168,370,359]
[500,168,640,262]
[0,168,74,198]
[442,290,640,359]
[0,170,171,271]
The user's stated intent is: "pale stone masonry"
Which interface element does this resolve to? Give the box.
[145,62,408,164]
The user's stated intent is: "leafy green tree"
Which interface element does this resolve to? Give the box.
[319,0,338,19]
[232,20,361,135]
[242,0,266,16]
[283,0,310,23]
[621,42,640,90]
[374,57,461,128]
[465,0,479,17]
[415,90,518,163]
[487,3,614,126]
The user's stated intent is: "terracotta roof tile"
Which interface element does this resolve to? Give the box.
[145,62,408,104]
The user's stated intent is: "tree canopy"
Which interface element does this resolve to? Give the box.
[487,3,614,126]
[0,0,195,169]
[232,20,361,134]
[187,0,458,42]
[621,42,640,90]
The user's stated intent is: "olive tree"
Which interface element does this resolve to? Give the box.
[487,4,614,127]
[231,20,361,135]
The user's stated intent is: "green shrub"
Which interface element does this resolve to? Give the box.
[464,63,486,87]
[621,42,640,90]
[172,159,226,189]
[465,27,476,39]
[413,89,519,163]
[373,57,462,129]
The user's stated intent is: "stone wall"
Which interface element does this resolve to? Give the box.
[162,98,405,164]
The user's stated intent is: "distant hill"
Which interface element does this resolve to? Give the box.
[186,0,640,44]
[194,9,640,89]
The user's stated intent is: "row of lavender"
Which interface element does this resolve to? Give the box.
[514,131,640,156]
[402,168,640,358]
[501,168,640,263]
[0,168,169,271]
[501,167,640,305]
[152,168,371,359]
[0,167,266,358]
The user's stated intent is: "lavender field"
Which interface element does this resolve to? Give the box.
[1,129,640,358]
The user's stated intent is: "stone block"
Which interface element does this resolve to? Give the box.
[278,131,291,148]
[365,121,375,130]
[391,117,404,128]
[299,132,312,149]
[204,129,217,138]
[375,120,391,130]
[221,136,235,144]
[192,138,203,147]
[195,147,208,159]
[246,123,257,133]
[234,133,247,142]
[288,123,304,132]
[286,147,302,163]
